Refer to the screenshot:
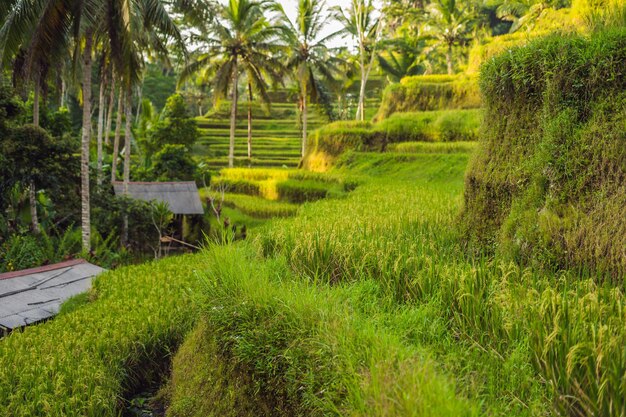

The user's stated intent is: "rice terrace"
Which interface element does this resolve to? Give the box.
[0,0,625,415]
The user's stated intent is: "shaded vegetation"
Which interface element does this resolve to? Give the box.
[463,28,626,275]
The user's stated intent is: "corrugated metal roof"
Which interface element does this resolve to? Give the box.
[113,181,204,215]
[0,259,105,330]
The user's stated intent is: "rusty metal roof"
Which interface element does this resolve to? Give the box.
[112,181,204,215]
[0,259,105,330]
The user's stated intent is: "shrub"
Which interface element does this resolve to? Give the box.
[146,94,199,158]
[462,29,626,275]
[151,144,197,181]
[376,75,481,119]
[0,234,45,272]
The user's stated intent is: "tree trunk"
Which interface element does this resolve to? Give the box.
[30,79,41,234]
[446,44,453,75]
[96,68,106,187]
[301,82,308,157]
[122,91,132,246]
[81,31,93,251]
[123,93,132,190]
[356,45,366,121]
[60,77,66,108]
[111,87,123,183]
[228,58,238,168]
[105,69,115,146]
[247,82,253,160]
[33,79,40,127]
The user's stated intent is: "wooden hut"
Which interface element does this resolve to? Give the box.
[112,181,204,249]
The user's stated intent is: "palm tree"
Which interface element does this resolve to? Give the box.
[425,0,475,75]
[334,0,382,121]
[377,35,429,82]
[180,0,277,168]
[1,0,184,250]
[0,0,73,234]
[496,0,547,33]
[274,0,341,157]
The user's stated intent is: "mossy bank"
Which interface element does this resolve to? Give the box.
[462,29,626,275]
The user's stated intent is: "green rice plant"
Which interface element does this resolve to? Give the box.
[275,179,337,204]
[388,141,478,154]
[222,193,299,218]
[375,110,483,143]
[210,177,262,196]
[218,168,292,182]
[0,254,205,416]
[166,244,481,417]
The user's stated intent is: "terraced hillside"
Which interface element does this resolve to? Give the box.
[193,78,385,170]
[195,102,324,169]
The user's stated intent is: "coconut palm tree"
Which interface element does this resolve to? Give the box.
[1,0,184,250]
[274,0,342,157]
[425,0,475,75]
[180,0,278,168]
[0,0,74,233]
[377,34,430,82]
[334,0,382,121]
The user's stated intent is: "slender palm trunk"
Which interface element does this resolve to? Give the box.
[60,77,66,108]
[111,88,123,183]
[96,69,106,187]
[30,79,41,234]
[247,82,253,160]
[228,58,238,168]
[356,46,366,121]
[81,32,93,251]
[33,79,40,127]
[105,70,115,146]
[123,93,132,190]
[122,91,132,246]
[446,44,453,75]
[301,82,308,157]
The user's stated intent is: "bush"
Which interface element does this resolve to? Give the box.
[151,144,197,181]
[376,75,481,119]
[146,94,199,158]
[0,235,45,272]
[462,29,626,275]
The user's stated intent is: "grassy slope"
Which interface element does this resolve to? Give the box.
[168,150,552,416]
[2,145,623,416]
[192,79,384,170]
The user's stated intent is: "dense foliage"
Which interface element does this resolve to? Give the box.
[463,28,626,275]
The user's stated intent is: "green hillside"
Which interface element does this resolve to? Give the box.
[193,79,385,170]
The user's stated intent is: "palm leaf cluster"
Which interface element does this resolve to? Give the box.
[0,0,184,250]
